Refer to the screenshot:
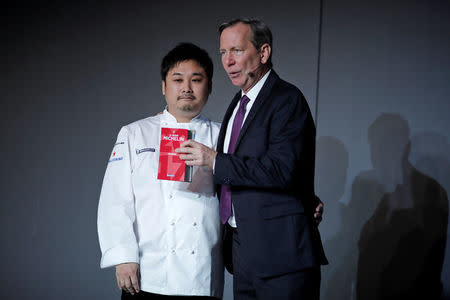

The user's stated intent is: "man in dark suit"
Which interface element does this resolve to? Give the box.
[177,18,328,300]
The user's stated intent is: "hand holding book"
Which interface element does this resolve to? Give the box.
[175,139,217,171]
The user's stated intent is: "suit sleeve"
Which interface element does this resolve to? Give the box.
[214,92,315,190]
[97,126,139,268]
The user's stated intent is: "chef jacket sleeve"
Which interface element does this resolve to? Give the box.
[97,126,139,268]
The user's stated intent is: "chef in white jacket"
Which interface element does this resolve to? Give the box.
[98,43,223,299]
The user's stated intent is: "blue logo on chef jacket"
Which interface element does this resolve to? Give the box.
[108,150,123,163]
[136,147,156,155]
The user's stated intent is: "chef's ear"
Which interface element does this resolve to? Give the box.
[162,80,166,95]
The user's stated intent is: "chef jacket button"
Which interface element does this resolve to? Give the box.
[193,222,197,226]
[171,222,175,226]
[169,194,173,199]
[172,249,175,254]
[191,250,195,254]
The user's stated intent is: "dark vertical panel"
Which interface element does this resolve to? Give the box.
[314,0,324,123]
[316,0,450,299]
[1,1,319,299]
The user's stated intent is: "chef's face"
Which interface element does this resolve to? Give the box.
[162,59,211,122]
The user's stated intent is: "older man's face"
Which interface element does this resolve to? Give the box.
[219,23,267,93]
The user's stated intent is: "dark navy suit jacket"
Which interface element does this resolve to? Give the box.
[215,71,328,278]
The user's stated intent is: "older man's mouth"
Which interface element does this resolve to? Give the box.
[228,71,241,79]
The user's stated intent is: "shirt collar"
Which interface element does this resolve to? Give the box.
[241,69,271,101]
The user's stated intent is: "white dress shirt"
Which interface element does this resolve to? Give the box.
[223,70,271,227]
[98,110,223,297]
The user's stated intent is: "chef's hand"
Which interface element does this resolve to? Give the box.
[116,263,140,295]
[176,140,217,171]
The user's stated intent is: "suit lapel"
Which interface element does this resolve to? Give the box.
[217,91,241,152]
[234,71,279,151]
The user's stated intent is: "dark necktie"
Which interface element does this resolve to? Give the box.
[219,95,250,224]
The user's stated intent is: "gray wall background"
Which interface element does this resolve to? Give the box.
[2,1,449,299]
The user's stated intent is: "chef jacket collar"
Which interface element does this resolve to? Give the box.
[162,107,206,124]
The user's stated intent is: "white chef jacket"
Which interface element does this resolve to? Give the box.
[97,110,223,297]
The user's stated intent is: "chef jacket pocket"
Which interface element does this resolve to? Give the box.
[133,146,158,173]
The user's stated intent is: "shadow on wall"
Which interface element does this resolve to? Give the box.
[321,133,373,300]
[315,136,353,299]
[356,113,448,300]
[409,131,450,300]
[321,113,449,300]
[315,136,349,240]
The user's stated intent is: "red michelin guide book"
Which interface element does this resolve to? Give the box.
[157,127,193,182]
